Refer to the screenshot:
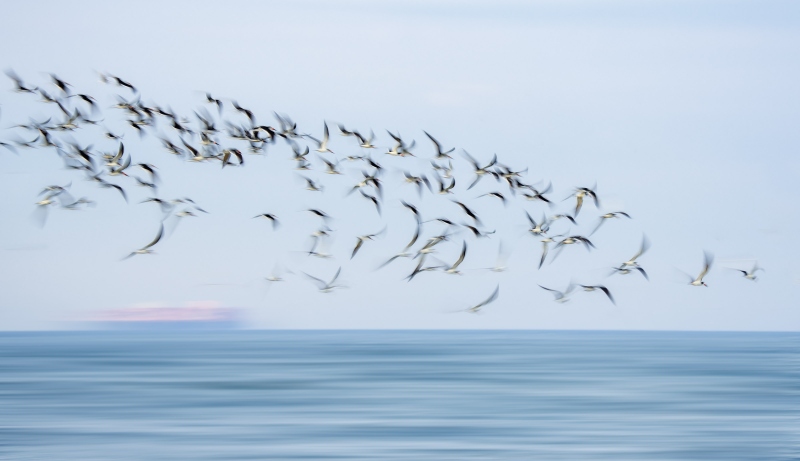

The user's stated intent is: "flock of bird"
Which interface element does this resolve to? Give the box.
[1,69,764,314]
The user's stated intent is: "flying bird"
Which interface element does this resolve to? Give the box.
[253,213,279,230]
[687,251,713,287]
[590,211,631,236]
[579,285,615,305]
[423,131,455,159]
[735,263,764,281]
[303,267,345,293]
[463,151,497,190]
[464,284,500,313]
[351,227,386,259]
[123,225,164,260]
[378,223,420,269]
[539,283,576,303]
[442,241,468,275]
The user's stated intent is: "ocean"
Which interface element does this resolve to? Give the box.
[1,330,797,460]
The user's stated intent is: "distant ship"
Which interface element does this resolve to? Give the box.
[88,304,243,331]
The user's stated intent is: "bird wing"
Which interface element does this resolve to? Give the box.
[302,272,327,290]
[351,239,365,259]
[631,236,650,261]
[698,251,714,280]
[423,130,441,152]
[538,285,559,295]
[330,267,342,285]
[589,219,604,237]
[469,284,500,312]
[539,242,549,269]
[451,241,467,269]
[525,210,536,227]
[405,224,421,250]
[142,225,164,250]
[598,286,615,305]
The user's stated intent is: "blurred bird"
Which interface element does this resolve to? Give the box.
[122,225,164,260]
[687,251,714,287]
[303,267,345,293]
[735,263,764,281]
[253,213,279,230]
[540,283,576,303]
[579,285,615,305]
[464,284,500,313]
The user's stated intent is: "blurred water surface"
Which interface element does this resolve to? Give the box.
[1,330,797,460]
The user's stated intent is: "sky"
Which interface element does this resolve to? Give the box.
[0,0,798,330]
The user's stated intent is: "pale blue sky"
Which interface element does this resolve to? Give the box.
[0,1,797,330]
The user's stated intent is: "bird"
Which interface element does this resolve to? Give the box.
[302,176,324,192]
[205,93,223,113]
[463,224,495,238]
[736,263,764,281]
[549,214,578,226]
[378,223,420,269]
[49,73,71,95]
[590,211,631,236]
[107,151,131,177]
[232,101,255,125]
[464,284,500,313]
[253,213,279,230]
[565,186,599,217]
[478,192,506,205]
[538,235,564,269]
[265,263,292,283]
[303,267,345,293]
[579,285,615,305]
[351,227,386,259]
[441,241,468,275]
[453,200,481,225]
[539,283,576,303]
[414,237,444,260]
[108,74,137,93]
[309,121,334,154]
[5,69,38,93]
[404,256,441,282]
[401,200,422,223]
[434,175,456,195]
[354,130,377,149]
[687,251,714,287]
[123,225,164,260]
[170,198,207,214]
[554,235,595,251]
[612,265,649,280]
[402,171,431,197]
[307,209,331,221]
[463,151,497,190]
[621,236,650,268]
[338,123,354,137]
[525,211,549,236]
[319,155,342,175]
[481,241,510,272]
[430,160,453,180]
[358,190,382,216]
[135,163,159,183]
[96,179,128,203]
[423,130,455,159]
[61,197,95,210]
[521,182,553,204]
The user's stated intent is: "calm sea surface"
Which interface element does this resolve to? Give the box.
[1,330,797,460]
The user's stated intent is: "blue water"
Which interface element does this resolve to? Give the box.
[1,330,797,460]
